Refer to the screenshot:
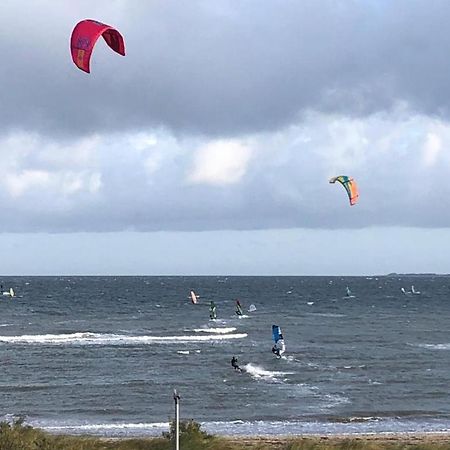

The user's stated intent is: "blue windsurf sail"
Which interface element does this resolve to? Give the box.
[272,325,286,356]
[272,325,282,343]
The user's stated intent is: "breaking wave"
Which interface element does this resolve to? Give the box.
[0,332,247,346]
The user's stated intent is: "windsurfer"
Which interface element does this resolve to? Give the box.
[231,356,241,372]
[209,301,217,320]
[235,299,243,316]
[272,331,284,357]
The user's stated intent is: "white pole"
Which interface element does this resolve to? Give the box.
[173,389,180,450]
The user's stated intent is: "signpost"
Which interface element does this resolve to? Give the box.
[173,389,180,450]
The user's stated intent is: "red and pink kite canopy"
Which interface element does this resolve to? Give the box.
[70,19,125,73]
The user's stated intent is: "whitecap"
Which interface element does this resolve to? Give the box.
[192,327,236,334]
[0,331,248,346]
[243,363,293,383]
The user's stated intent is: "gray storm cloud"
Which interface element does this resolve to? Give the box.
[1,0,450,137]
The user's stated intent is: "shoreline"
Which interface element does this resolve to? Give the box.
[96,431,450,443]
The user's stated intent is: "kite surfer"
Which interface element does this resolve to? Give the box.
[231,356,241,372]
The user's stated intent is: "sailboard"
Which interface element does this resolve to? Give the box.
[190,290,199,304]
[271,325,286,357]
[235,300,243,316]
[2,288,15,297]
[344,286,355,298]
[209,301,217,320]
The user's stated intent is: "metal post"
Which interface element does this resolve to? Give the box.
[173,389,180,450]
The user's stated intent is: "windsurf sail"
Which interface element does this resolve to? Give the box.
[235,300,243,316]
[271,325,286,356]
[190,290,198,304]
[9,288,14,297]
[209,301,217,320]
[411,285,420,294]
[346,286,352,297]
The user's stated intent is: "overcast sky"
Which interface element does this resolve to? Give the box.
[1,0,450,275]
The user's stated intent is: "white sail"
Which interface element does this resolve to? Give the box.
[190,290,198,304]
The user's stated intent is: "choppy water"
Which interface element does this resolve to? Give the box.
[0,276,449,437]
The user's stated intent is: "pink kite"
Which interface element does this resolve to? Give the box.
[70,19,125,73]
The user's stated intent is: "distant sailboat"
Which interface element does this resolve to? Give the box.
[190,290,199,304]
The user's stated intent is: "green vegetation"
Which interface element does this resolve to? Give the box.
[0,419,448,450]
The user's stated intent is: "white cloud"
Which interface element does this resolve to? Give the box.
[187,139,253,186]
[423,132,442,167]
[3,169,50,197]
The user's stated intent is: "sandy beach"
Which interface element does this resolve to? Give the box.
[222,433,450,449]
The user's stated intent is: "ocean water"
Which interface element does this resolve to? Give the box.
[0,275,449,437]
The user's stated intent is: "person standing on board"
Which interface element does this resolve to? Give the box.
[231,356,241,372]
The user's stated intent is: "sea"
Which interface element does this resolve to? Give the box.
[0,275,449,438]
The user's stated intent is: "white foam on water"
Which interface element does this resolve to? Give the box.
[41,422,168,435]
[33,418,450,437]
[243,363,293,383]
[305,312,346,318]
[0,331,248,346]
[319,393,351,409]
[410,342,450,350]
[192,327,236,334]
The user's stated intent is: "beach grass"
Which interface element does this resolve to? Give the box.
[0,419,448,450]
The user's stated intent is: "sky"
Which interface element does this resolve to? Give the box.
[1,0,450,275]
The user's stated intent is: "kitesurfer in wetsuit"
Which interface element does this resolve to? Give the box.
[231,356,241,371]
